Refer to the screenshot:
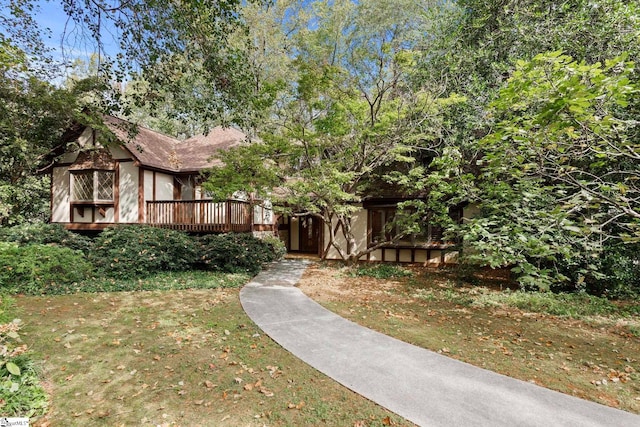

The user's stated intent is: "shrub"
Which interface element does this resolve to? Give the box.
[551,242,640,298]
[0,222,93,253]
[0,318,48,417]
[0,242,93,295]
[597,244,640,298]
[261,235,287,261]
[198,233,281,274]
[90,226,199,279]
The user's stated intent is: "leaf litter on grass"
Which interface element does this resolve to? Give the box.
[297,263,640,415]
[17,287,412,426]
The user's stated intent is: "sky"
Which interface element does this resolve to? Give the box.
[33,0,120,65]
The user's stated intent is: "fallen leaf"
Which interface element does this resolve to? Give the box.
[259,387,274,397]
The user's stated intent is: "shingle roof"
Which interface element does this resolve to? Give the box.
[103,116,246,173]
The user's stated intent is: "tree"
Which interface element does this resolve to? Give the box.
[407,0,640,290]
[205,0,452,263]
[0,41,82,225]
[461,52,638,291]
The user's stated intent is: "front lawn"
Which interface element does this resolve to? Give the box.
[15,272,410,426]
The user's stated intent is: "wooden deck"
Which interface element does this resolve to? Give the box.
[146,200,252,232]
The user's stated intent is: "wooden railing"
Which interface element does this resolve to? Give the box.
[146,200,252,232]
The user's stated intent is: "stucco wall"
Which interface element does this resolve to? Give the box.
[155,173,174,200]
[324,207,367,260]
[51,166,70,222]
[119,161,139,223]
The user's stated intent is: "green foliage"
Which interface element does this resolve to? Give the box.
[471,290,621,318]
[0,294,14,324]
[597,244,640,298]
[347,264,413,280]
[0,317,48,418]
[198,233,282,275]
[0,242,93,295]
[0,223,93,253]
[90,226,199,279]
[460,51,639,291]
[261,235,288,261]
[76,270,249,294]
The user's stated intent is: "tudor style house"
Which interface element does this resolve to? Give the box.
[51,115,470,265]
[278,201,473,266]
[50,116,274,234]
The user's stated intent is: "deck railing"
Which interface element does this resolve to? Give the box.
[146,200,252,232]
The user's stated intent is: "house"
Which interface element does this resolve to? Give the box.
[50,116,274,233]
[277,201,473,266]
[51,116,470,266]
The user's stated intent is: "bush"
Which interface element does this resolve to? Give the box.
[0,222,93,253]
[261,235,287,261]
[597,244,640,298]
[198,233,281,274]
[90,226,199,279]
[552,242,640,298]
[0,242,93,295]
[0,318,48,417]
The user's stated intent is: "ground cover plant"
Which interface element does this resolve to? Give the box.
[298,263,640,415]
[16,286,410,426]
[0,242,93,295]
[0,295,48,418]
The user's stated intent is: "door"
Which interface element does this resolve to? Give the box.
[299,215,320,253]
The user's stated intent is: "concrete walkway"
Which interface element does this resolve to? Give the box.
[240,259,640,427]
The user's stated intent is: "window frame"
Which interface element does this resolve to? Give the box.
[70,169,115,204]
[366,203,450,248]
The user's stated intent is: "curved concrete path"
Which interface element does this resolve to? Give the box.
[240,259,640,427]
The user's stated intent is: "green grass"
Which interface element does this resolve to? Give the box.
[470,290,628,318]
[346,263,413,280]
[17,285,412,426]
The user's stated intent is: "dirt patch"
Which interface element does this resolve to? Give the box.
[298,263,640,415]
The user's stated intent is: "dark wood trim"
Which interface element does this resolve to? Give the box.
[59,222,117,231]
[252,224,274,232]
[152,171,157,200]
[113,161,120,223]
[173,177,181,200]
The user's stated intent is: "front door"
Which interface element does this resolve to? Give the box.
[299,215,320,254]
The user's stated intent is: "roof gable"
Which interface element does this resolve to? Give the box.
[100,116,246,173]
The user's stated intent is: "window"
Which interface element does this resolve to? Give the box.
[367,205,446,247]
[71,170,114,202]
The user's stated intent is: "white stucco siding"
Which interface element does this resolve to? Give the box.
[72,206,115,223]
[109,145,132,160]
[253,201,273,225]
[51,166,70,223]
[324,207,367,260]
[143,170,154,201]
[77,128,93,147]
[155,173,174,200]
[119,162,139,223]
[463,204,480,222]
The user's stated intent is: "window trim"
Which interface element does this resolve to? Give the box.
[366,204,448,248]
[70,169,115,204]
